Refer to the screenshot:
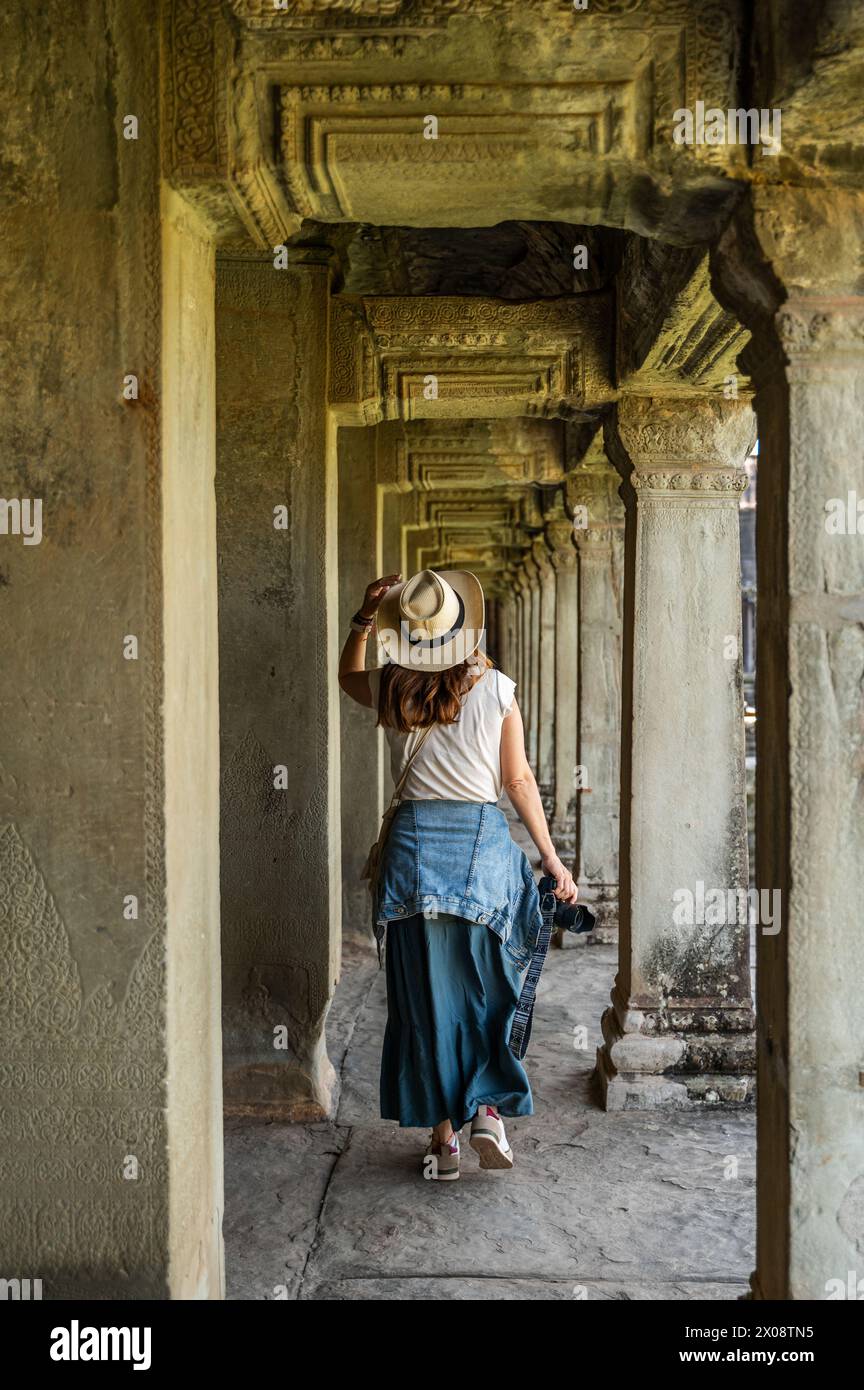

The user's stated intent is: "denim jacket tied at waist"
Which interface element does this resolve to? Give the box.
[373,798,543,971]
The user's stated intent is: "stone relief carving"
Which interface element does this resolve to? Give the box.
[775,302,864,355]
[617,396,757,469]
[631,470,748,493]
[0,824,167,1283]
[330,295,610,420]
[277,79,641,221]
[162,0,744,242]
[546,518,580,571]
[163,0,229,173]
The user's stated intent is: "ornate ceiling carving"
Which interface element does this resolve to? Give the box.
[163,0,753,248]
[330,293,612,422]
[277,79,641,226]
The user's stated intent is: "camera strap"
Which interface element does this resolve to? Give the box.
[507,882,558,1061]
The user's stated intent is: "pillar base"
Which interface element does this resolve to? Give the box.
[594,982,755,1110]
[550,819,576,864]
[580,881,618,942]
[221,1007,337,1122]
[222,1090,334,1123]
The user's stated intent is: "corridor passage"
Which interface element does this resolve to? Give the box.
[224,826,755,1301]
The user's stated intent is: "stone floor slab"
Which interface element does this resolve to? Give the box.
[224,931,756,1300]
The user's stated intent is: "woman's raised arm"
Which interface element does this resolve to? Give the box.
[338,572,401,708]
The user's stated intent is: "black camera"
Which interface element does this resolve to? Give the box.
[537,875,596,935]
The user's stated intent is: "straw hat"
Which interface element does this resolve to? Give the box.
[375,568,485,671]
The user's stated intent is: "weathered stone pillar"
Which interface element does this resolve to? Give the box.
[524,554,541,770]
[485,595,499,664]
[566,457,624,942]
[714,187,864,1300]
[338,426,381,947]
[217,251,340,1120]
[0,10,223,1296]
[381,488,409,587]
[515,570,531,742]
[533,537,557,813]
[502,575,522,693]
[507,591,519,685]
[498,592,514,676]
[546,508,579,862]
[596,396,756,1109]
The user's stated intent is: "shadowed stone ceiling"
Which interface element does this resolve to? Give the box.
[334,221,628,297]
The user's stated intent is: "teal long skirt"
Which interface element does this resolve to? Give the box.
[380,911,534,1130]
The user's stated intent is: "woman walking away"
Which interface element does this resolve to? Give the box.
[338,568,577,1181]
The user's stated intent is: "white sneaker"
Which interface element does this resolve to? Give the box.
[422,1129,460,1181]
[469,1105,514,1169]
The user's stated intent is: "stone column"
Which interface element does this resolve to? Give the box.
[0,12,222,1296]
[546,508,580,863]
[533,536,557,814]
[515,569,531,740]
[217,251,340,1120]
[509,590,520,682]
[714,187,864,1300]
[381,489,409,587]
[502,576,522,690]
[338,426,381,947]
[497,592,512,675]
[566,459,624,942]
[524,553,541,770]
[485,595,499,664]
[595,396,757,1109]
[754,299,864,1300]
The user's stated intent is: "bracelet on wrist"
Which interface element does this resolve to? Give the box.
[350,610,374,634]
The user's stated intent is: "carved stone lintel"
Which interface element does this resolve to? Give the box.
[328,293,613,421]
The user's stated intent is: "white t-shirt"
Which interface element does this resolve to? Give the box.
[366,665,517,804]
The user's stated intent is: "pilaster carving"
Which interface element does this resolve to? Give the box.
[163,0,230,174]
[329,297,382,424]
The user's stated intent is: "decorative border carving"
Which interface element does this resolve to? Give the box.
[0,825,167,1281]
[331,295,605,420]
[163,0,230,175]
[631,469,748,493]
[776,300,864,356]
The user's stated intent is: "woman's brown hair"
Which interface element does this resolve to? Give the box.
[375,653,495,732]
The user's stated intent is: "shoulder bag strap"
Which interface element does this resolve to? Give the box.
[389,719,435,806]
